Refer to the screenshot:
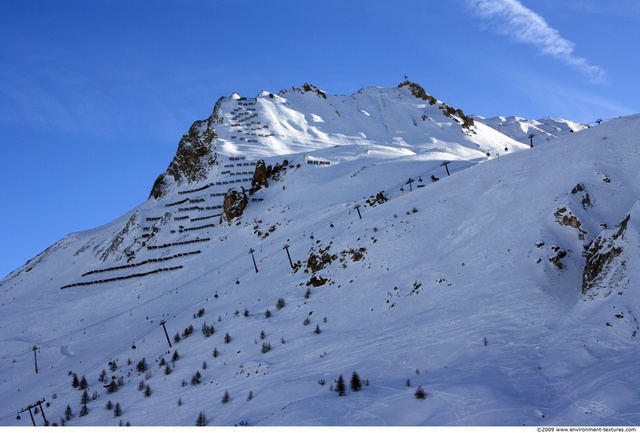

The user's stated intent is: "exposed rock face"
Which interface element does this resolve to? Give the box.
[398,79,475,130]
[285,83,327,99]
[398,79,437,105]
[98,212,140,262]
[366,191,389,207]
[554,206,586,240]
[223,187,248,222]
[250,160,269,194]
[582,214,629,294]
[149,98,224,199]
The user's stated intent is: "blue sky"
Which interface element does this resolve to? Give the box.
[1,0,638,279]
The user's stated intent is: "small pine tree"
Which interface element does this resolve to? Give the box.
[261,342,271,353]
[109,360,118,372]
[305,288,311,299]
[71,373,79,388]
[138,380,145,391]
[164,364,172,375]
[144,384,152,397]
[172,350,180,362]
[244,308,249,317]
[159,357,166,367]
[212,347,219,358]
[314,324,321,334]
[99,369,108,383]
[406,378,412,387]
[276,298,286,310]
[174,332,182,343]
[80,389,91,405]
[65,404,73,421]
[79,404,89,417]
[136,357,148,373]
[336,375,346,396]
[265,309,272,318]
[114,402,122,417]
[191,371,201,385]
[303,317,310,326]
[202,361,208,370]
[414,386,427,400]
[106,400,113,410]
[196,411,208,427]
[222,390,230,404]
[350,371,362,392]
[202,322,215,337]
[224,332,231,344]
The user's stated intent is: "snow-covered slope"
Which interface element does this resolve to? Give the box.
[474,115,591,146]
[1,83,639,427]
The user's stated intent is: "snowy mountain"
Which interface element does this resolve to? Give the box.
[474,115,591,146]
[1,81,639,427]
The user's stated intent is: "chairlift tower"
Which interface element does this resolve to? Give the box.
[249,248,258,273]
[440,161,451,176]
[283,244,294,269]
[406,178,415,192]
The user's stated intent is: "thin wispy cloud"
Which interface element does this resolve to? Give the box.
[467,0,606,83]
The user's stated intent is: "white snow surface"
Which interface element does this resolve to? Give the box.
[1,84,639,427]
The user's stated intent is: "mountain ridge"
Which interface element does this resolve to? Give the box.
[149,81,528,199]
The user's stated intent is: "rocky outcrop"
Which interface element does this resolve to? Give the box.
[285,83,327,99]
[250,160,269,194]
[150,98,224,199]
[582,214,629,294]
[554,206,587,240]
[98,212,140,263]
[398,79,437,105]
[366,191,389,207]
[222,187,248,223]
[398,79,475,130]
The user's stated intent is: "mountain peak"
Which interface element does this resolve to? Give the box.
[148,82,515,199]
